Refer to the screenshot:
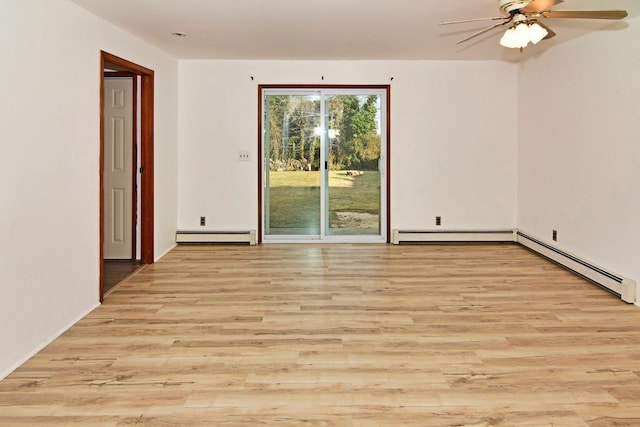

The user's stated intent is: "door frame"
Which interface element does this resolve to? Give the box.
[100,51,154,301]
[258,84,391,243]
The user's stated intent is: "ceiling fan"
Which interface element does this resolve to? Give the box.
[440,0,628,51]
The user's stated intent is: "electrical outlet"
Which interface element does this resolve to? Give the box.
[238,151,250,161]
[436,216,442,226]
[200,216,206,226]
[552,230,557,241]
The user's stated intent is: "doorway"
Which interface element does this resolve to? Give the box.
[100,51,154,301]
[259,86,390,243]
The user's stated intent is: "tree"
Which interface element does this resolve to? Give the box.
[329,95,380,170]
[265,95,288,162]
[265,94,380,171]
[265,95,320,169]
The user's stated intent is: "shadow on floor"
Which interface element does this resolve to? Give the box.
[103,260,143,295]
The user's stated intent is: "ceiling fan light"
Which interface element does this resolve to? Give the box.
[499,28,519,48]
[514,22,531,48]
[529,22,548,44]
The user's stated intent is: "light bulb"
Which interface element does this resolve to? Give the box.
[499,28,519,48]
[514,23,530,48]
[529,22,548,44]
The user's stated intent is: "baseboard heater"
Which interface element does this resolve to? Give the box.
[392,229,516,244]
[392,228,635,304]
[175,230,256,245]
[516,231,635,304]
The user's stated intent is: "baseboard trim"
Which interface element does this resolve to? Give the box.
[156,243,177,262]
[0,302,101,381]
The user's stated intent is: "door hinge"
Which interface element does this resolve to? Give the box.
[139,167,144,173]
[325,161,328,170]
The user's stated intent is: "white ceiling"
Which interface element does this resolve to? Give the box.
[71,0,639,62]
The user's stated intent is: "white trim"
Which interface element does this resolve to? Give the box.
[0,302,101,381]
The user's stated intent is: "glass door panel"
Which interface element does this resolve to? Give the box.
[326,94,382,236]
[264,93,321,237]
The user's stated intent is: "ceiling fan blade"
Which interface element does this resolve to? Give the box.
[455,19,513,44]
[541,10,628,20]
[440,16,509,25]
[522,0,563,14]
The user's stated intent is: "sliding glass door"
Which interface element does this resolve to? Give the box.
[262,88,387,242]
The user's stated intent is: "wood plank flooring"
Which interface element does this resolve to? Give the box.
[2,243,640,426]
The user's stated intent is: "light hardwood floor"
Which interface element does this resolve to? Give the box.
[2,243,640,426]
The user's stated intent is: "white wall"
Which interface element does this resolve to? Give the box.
[178,60,518,233]
[0,0,178,379]
[518,17,640,300]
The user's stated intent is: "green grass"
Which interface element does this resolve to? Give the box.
[267,171,380,229]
